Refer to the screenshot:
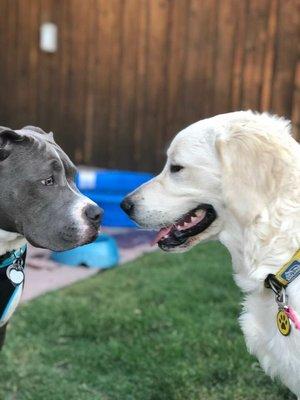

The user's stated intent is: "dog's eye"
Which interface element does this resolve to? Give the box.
[41,176,55,186]
[170,165,184,173]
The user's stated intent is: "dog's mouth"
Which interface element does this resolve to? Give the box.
[153,204,217,250]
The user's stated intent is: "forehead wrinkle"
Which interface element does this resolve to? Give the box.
[51,147,65,171]
[29,136,46,152]
[28,143,63,177]
[20,129,58,154]
[36,154,62,178]
[22,136,75,177]
[24,135,56,162]
[53,147,77,175]
[51,147,77,188]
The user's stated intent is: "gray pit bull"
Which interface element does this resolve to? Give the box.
[0,125,102,346]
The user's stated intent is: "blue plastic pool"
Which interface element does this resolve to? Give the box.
[76,169,154,227]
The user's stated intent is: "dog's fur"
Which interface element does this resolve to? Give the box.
[0,125,102,336]
[124,111,300,397]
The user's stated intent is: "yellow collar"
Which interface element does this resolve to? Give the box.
[274,249,300,286]
[265,249,300,290]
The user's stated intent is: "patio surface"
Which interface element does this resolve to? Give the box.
[22,228,155,302]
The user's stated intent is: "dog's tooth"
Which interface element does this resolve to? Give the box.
[183,222,189,227]
[195,210,204,217]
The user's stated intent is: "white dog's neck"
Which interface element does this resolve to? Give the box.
[218,212,247,287]
[0,229,27,256]
[219,207,300,294]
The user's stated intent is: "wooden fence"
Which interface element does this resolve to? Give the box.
[0,0,298,171]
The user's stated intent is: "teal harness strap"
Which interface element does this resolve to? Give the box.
[0,245,27,326]
[0,245,27,269]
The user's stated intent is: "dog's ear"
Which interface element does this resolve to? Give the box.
[22,125,45,135]
[0,127,23,141]
[216,127,290,223]
[22,125,55,143]
[0,127,24,161]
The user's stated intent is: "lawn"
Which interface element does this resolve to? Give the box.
[0,242,294,400]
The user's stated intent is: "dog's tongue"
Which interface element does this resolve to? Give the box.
[152,226,172,246]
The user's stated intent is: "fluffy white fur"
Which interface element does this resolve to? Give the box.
[130,111,300,397]
[0,229,26,256]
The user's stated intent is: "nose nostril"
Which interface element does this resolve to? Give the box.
[120,197,135,215]
[85,204,103,224]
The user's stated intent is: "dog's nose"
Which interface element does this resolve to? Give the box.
[84,204,103,226]
[121,197,135,216]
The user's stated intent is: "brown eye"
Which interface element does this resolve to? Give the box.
[170,165,184,173]
[41,176,55,186]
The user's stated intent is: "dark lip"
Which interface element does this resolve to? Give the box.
[158,204,217,250]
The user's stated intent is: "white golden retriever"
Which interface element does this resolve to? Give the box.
[121,111,300,397]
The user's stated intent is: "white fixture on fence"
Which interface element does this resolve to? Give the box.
[39,22,58,53]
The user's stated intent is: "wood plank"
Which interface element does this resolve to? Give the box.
[271,0,299,117]
[261,0,279,111]
[112,0,140,170]
[231,0,248,110]
[291,62,300,139]
[63,0,90,162]
[93,0,119,167]
[242,0,270,110]
[37,0,61,135]
[0,0,19,126]
[164,0,190,139]
[106,0,124,169]
[142,0,170,171]
[212,0,236,114]
[0,0,9,123]
[83,0,97,165]
[56,0,75,155]
[132,0,148,170]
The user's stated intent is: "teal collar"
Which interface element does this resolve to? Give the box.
[0,244,27,329]
[0,245,27,269]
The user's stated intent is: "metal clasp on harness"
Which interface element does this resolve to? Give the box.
[268,278,288,309]
[276,287,288,309]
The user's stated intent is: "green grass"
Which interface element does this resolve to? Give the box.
[0,242,294,400]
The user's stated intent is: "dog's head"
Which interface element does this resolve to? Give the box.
[122,111,294,252]
[0,126,102,251]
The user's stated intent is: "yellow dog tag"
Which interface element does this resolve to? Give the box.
[277,310,291,336]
